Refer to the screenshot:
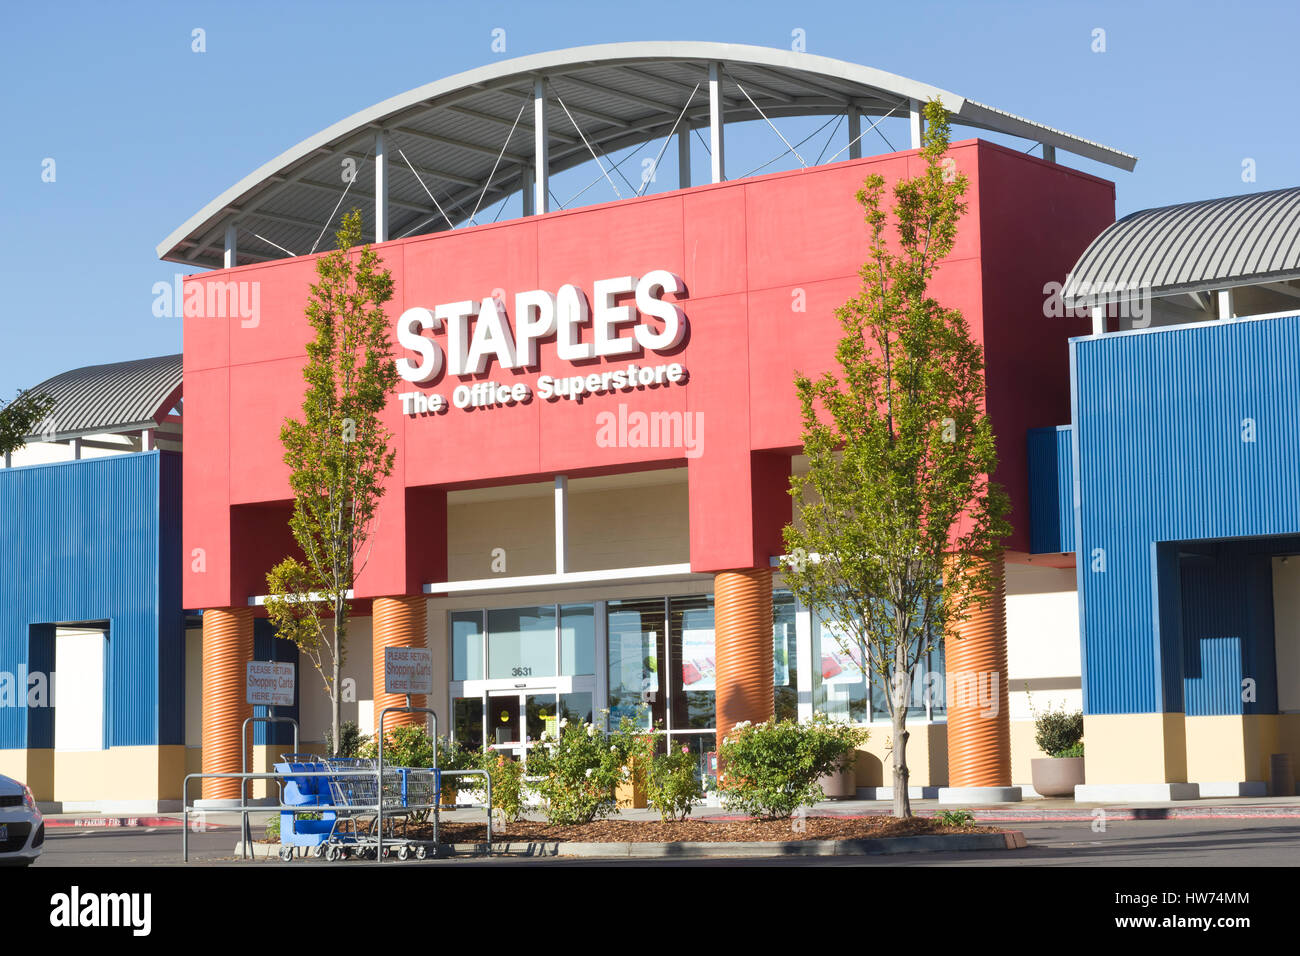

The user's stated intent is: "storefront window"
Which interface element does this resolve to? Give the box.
[560,691,593,725]
[811,613,869,723]
[773,590,798,720]
[560,603,595,676]
[669,594,715,729]
[487,605,556,679]
[606,598,666,730]
[812,609,945,722]
[452,695,484,749]
[451,610,484,681]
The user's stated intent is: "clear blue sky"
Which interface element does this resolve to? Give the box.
[1,0,1295,391]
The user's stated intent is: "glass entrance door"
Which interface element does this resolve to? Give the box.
[486,688,558,768]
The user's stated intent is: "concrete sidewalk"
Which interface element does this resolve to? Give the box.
[40,794,1300,828]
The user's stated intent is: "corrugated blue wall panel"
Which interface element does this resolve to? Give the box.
[0,453,174,749]
[1072,313,1300,714]
[1027,426,1074,554]
[1179,547,1277,715]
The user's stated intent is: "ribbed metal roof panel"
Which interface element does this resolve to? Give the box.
[157,41,1135,270]
[25,353,182,441]
[1063,186,1300,306]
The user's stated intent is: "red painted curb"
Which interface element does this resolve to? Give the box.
[43,816,187,828]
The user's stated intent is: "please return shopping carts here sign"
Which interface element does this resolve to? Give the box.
[385,646,433,696]
[246,661,295,707]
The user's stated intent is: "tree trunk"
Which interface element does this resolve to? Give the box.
[892,711,910,818]
[331,607,342,757]
[892,625,912,818]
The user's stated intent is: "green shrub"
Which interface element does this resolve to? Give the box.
[937,809,975,828]
[265,815,281,841]
[325,720,369,759]
[1028,695,1084,758]
[648,745,705,821]
[477,750,527,823]
[717,714,868,820]
[434,735,475,780]
[360,723,435,767]
[528,718,649,825]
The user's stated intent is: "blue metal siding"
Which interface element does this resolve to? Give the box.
[0,453,176,750]
[1072,313,1300,714]
[1179,547,1278,716]
[1027,426,1074,554]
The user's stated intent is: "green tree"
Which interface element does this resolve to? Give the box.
[264,209,398,754]
[782,100,1011,819]
[0,389,55,457]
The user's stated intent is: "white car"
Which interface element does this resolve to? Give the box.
[0,775,43,866]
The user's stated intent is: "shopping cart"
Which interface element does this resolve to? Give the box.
[273,753,338,861]
[320,759,440,861]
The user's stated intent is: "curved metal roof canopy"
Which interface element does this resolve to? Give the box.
[25,353,182,441]
[1063,186,1300,307]
[159,41,1136,270]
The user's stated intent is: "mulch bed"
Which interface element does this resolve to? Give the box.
[394,815,999,843]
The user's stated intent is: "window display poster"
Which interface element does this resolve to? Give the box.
[680,627,716,692]
[818,621,866,685]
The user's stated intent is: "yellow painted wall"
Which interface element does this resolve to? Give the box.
[1011,718,1047,786]
[50,746,187,802]
[1183,714,1300,784]
[0,748,53,801]
[843,719,1041,789]
[1082,713,1188,785]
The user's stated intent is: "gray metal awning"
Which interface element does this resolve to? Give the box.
[24,353,182,441]
[1063,186,1300,307]
[158,41,1137,270]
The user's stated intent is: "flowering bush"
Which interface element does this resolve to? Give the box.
[648,745,705,821]
[359,724,434,768]
[529,716,653,825]
[717,714,868,820]
[476,750,526,823]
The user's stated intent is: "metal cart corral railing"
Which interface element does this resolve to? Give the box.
[180,766,494,862]
[376,701,437,863]
[240,714,299,852]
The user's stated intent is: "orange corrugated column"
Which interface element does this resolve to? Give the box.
[714,568,774,740]
[201,607,253,799]
[372,595,428,733]
[941,555,1020,803]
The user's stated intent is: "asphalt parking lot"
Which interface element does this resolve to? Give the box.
[31,816,1300,867]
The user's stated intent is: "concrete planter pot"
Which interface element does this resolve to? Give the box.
[818,755,858,799]
[1031,757,1085,798]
